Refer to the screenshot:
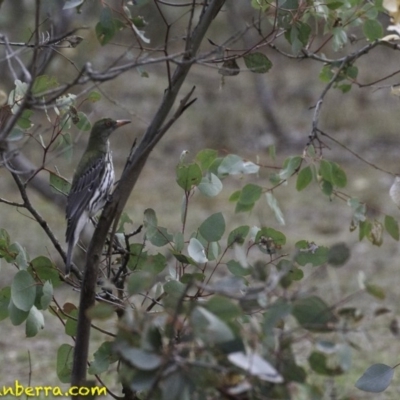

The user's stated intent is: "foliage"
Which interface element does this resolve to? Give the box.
[0,0,400,398]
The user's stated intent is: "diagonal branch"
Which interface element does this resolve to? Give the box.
[71,0,227,388]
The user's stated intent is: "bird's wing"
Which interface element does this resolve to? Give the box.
[66,155,106,243]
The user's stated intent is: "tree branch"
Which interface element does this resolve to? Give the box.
[71,0,227,389]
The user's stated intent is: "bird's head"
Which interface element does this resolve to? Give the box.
[90,118,131,141]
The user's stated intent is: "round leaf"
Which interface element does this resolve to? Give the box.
[176,163,202,191]
[11,270,36,312]
[355,363,394,393]
[188,238,208,263]
[198,212,226,242]
[57,344,74,383]
[239,184,262,205]
[363,19,383,41]
[327,242,351,267]
[243,52,272,73]
[26,306,45,337]
[198,173,223,197]
[296,165,313,191]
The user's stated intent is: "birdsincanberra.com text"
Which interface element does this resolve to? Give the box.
[0,381,107,397]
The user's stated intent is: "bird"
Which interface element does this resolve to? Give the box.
[390,176,400,208]
[65,118,131,276]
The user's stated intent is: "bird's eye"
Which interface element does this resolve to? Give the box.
[105,120,112,128]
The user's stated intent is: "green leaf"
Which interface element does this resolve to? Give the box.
[65,309,78,337]
[295,243,329,266]
[363,19,383,41]
[263,299,292,338]
[227,352,283,382]
[9,242,28,269]
[205,296,241,321]
[11,270,36,312]
[32,75,58,95]
[384,215,399,241]
[0,287,11,321]
[149,227,173,247]
[117,212,133,233]
[359,219,372,241]
[26,306,45,337]
[321,179,333,196]
[127,271,153,295]
[57,344,74,383]
[87,303,115,320]
[308,352,344,375]
[266,192,285,225]
[345,65,358,79]
[337,83,352,93]
[319,160,332,182]
[279,156,302,180]
[319,65,334,83]
[164,280,186,297]
[143,208,173,246]
[292,296,337,332]
[74,111,91,131]
[30,256,62,288]
[195,149,218,171]
[180,273,205,284]
[96,6,116,45]
[188,238,208,263]
[191,306,234,344]
[116,345,162,370]
[88,341,119,375]
[331,162,347,187]
[0,228,11,260]
[8,128,24,142]
[251,0,269,11]
[173,232,184,253]
[332,27,347,51]
[365,282,385,300]
[229,190,241,202]
[127,243,147,271]
[243,52,272,73]
[171,251,196,265]
[256,227,286,249]
[327,242,351,267]
[326,1,343,9]
[176,162,202,191]
[17,109,33,129]
[8,299,29,325]
[296,165,313,191]
[143,253,167,274]
[87,91,101,102]
[55,132,73,161]
[355,363,394,393]
[235,200,256,214]
[227,225,250,246]
[239,184,262,205]
[199,212,226,242]
[198,173,223,197]
[227,259,251,277]
[218,154,259,176]
[40,281,53,310]
[49,171,71,195]
[297,21,311,46]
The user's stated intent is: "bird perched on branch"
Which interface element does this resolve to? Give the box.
[65,118,131,276]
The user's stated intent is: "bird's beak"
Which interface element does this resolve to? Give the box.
[115,119,131,128]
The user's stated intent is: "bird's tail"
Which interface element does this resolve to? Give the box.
[65,243,73,277]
